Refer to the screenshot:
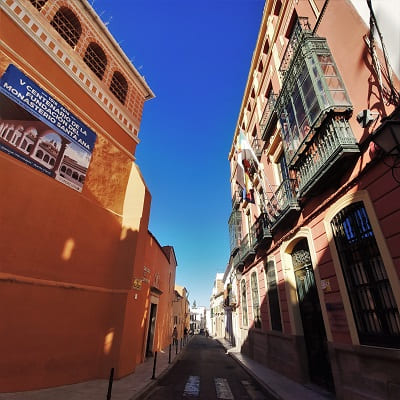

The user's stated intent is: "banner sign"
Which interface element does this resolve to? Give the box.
[0,64,97,192]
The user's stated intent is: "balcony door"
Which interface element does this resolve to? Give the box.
[291,239,334,391]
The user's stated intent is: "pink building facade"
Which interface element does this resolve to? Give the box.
[227,1,400,398]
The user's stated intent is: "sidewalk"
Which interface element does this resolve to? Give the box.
[0,339,190,400]
[215,337,335,400]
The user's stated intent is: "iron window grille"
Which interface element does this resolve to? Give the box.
[251,272,262,328]
[83,43,107,80]
[331,202,400,348]
[29,0,48,11]
[241,279,248,326]
[50,7,82,48]
[266,260,282,331]
[110,71,128,105]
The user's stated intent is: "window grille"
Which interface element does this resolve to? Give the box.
[50,7,82,48]
[241,279,248,326]
[251,272,261,328]
[266,260,282,331]
[83,43,107,80]
[110,71,128,104]
[29,0,48,11]
[331,202,400,348]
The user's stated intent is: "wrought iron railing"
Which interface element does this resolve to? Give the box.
[279,17,312,78]
[251,137,263,159]
[252,212,272,249]
[260,93,277,140]
[296,116,359,196]
[231,190,242,209]
[240,233,256,263]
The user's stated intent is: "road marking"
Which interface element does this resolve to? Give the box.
[183,375,200,397]
[215,377,234,399]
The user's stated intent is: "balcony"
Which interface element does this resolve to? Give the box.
[252,212,272,250]
[251,137,263,159]
[295,115,359,198]
[260,93,277,141]
[269,179,300,230]
[279,17,312,79]
[228,210,242,256]
[240,233,256,265]
[231,190,242,209]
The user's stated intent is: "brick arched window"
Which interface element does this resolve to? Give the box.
[83,42,107,80]
[50,7,82,48]
[29,0,48,11]
[110,71,128,104]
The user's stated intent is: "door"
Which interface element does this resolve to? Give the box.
[292,240,334,391]
[146,303,157,357]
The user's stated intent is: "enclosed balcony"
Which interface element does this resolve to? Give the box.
[251,212,272,250]
[295,115,359,198]
[228,210,242,256]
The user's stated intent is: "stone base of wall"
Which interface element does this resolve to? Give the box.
[240,329,309,384]
[330,343,400,400]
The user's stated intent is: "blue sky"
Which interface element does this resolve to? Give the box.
[92,0,264,307]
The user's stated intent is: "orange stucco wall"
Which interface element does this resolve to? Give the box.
[0,2,176,392]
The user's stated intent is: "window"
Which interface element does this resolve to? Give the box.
[266,260,282,331]
[251,272,261,328]
[331,202,400,348]
[50,7,82,48]
[29,0,48,11]
[83,43,107,80]
[110,71,128,104]
[241,279,248,326]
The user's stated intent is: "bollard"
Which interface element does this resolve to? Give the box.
[180,338,182,352]
[175,340,178,355]
[106,367,114,400]
[151,351,158,379]
[168,343,172,364]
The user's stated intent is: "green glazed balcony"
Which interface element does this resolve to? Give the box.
[260,93,277,141]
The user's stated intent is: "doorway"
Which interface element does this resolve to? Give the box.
[146,303,157,357]
[291,239,334,391]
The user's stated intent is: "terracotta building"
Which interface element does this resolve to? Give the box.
[227,0,400,398]
[173,285,190,340]
[0,0,176,392]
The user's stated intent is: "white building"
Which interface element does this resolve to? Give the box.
[189,305,206,333]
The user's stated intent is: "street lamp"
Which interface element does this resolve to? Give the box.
[370,107,400,183]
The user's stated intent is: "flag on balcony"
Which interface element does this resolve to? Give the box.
[238,130,259,167]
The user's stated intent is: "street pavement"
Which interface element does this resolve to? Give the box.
[0,335,335,400]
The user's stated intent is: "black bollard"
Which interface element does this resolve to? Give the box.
[175,340,178,355]
[151,351,158,379]
[106,367,114,400]
[180,338,182,352]
[168,343,172,364]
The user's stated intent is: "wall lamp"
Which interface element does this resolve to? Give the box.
[370,106,400,182]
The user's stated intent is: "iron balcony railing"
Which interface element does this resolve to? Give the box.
[231,190,242,209]
[268,178,300,229]
[279,17,312,79]
[240,233,256,264]
[260,93,277,140]
[296,116,359,197]
[251,137,263,159]
[252,212,272,250]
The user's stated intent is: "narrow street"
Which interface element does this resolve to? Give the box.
[140,335,273,400]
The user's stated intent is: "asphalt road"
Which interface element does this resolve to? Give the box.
[139,335,274,399]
